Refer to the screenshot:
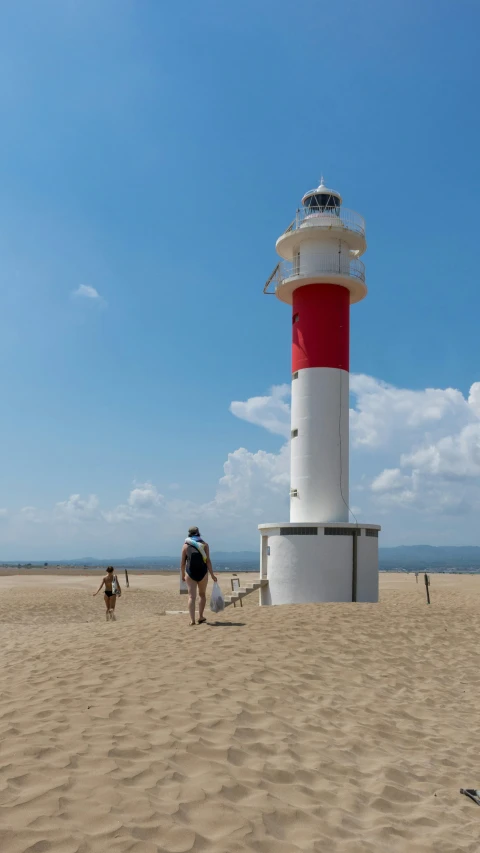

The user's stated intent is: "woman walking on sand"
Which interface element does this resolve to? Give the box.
[181,526,217,625]
[93,566,121,621]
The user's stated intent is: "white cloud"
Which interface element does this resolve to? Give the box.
[128,482,163,510]
[198,443,290,523]
[370,469,417,508]
[371,468,410,493]
[350,374,474,449]
[401,424,480,479]
[20,506,42,523]
[73,284,102,300]
[468,383,480,417]
[361,376,480,517]
[54,494,100,523]
[230,384,291,437]
[369,468,474,516]
[103,504,134,525]
[104,482,164,523]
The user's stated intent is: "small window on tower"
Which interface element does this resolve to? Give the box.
[291,429,298,438]
[293,313,299,323]
[292,371,299,379]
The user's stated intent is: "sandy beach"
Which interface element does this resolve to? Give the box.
[0,571,478,852]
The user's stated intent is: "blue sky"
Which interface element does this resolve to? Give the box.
[0,0,480,558]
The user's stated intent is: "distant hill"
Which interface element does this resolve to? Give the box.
[379,545,480,570]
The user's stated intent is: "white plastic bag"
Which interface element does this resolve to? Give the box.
[179,576,188,595]
[210,581,225,613]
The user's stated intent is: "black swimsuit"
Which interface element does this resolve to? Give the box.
[186,544,207,582]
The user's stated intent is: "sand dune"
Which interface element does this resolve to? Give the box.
[0,571,478,852]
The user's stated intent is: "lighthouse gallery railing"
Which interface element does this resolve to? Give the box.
[264,254,365,294]
[291,206,366,236]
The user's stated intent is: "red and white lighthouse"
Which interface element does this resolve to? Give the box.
[259,179,380,605]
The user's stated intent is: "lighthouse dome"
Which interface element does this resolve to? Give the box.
[301,178,342,210]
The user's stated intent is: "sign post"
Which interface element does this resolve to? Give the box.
[231,575,242,607]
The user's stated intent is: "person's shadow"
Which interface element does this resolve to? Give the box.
[209,621,246,627]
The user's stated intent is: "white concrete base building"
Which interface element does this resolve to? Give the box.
[259,523,380,605]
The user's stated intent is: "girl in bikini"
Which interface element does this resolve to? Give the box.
[93,566,121,621]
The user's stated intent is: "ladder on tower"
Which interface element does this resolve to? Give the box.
[223,579,268,608]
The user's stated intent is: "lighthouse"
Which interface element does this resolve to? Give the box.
[259,179,380,605]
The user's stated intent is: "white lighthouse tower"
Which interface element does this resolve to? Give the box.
[259,179,380,605]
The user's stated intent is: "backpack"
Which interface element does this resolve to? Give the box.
[188,549,205,573]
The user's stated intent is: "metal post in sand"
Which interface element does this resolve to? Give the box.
[424,572,430,604]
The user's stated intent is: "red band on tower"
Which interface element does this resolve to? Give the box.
[292,283,350,372]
